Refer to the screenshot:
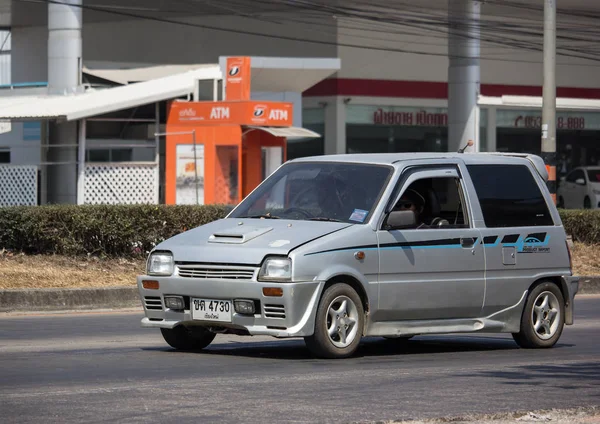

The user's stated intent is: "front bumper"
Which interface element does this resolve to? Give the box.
[137,275,325,338]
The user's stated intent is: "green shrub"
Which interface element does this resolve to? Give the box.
[559,209,600,245]
[0,204,229,258]
[0,205,598,259]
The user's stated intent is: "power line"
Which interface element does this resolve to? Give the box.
[16,0,600,65]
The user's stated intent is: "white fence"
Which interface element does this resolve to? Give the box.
[84,163,158,205]
[0,165,38,206]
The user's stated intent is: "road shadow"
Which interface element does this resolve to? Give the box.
[143,334,547,361]
[459,361,600,390]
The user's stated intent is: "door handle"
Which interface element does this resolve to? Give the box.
[460,237,475,248]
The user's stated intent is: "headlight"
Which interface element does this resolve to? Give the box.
[147,251,174,276]
[258,257,291,282]
[593,189,600,195]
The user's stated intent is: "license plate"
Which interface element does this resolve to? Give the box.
[191,298,232,322]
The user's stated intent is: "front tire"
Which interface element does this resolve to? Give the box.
[160,325,216,351]
[304,283,364,359]
[512,282,565,349]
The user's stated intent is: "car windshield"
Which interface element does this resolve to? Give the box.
[588,170,600,183]
[230,161,393,224]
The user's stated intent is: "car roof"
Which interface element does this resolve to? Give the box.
[289,152,535,166]
[288,152,549,181]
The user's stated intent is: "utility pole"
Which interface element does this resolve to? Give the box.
[541,0,557,204]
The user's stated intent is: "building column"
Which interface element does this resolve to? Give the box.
[46,0,82,204]
[448,0,481,153]
[486,107,497,152]
[324,97,346,155]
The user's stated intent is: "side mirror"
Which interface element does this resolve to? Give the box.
[575,178,586,185]
[385,210,416,230]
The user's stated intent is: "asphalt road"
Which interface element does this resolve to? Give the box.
[1,296,599,424]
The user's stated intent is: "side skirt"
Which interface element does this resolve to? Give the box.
[365,291,528,337]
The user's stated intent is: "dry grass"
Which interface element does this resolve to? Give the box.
[571,242,600,277]
[0,253,145,290]
[0,243,598,290]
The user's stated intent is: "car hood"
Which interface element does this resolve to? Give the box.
[154,218,353,265]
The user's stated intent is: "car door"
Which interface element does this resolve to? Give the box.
[376,166,485,321]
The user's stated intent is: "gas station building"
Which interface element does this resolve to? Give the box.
[0,0,600,206]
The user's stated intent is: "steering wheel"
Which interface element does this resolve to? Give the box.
[282,207,314,218]
[430,217,450,227]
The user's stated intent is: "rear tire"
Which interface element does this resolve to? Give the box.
[160,326,216,351]
[304,283,364,359]
[512,282,565,349]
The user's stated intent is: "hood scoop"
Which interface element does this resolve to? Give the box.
[208,225,273,244]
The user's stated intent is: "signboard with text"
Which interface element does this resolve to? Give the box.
[168,101,293,127]
[346,105,488,128]
[497,110,600,131]
[225,57,251,101]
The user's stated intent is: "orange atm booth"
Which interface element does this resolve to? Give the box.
[165,56,318,205]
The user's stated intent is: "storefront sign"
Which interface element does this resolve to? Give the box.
[225,56,251,101]
[498,110,600,131]
[373,108,448,126]
[345,105,488,128]
[169,101,293,127]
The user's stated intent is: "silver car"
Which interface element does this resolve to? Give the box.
[137,152,579,359]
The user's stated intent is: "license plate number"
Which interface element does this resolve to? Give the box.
[191,298,232,322]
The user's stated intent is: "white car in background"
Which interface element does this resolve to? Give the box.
[558,166,600,209]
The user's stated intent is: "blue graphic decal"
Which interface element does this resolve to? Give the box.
[304,238,477,256]
[500,234,550,252]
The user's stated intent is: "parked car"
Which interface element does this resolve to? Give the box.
[557,166,600,209]
[137,152,579,359]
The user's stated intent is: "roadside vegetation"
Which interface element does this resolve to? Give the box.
[0,205,599,289]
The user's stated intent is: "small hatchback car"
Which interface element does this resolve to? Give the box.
[138,152,579,358]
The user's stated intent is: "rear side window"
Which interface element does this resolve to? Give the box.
[467,164,554,228]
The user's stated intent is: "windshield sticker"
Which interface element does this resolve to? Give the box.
[349,209,368,223]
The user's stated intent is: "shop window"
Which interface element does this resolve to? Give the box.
[288,108,324,160]
[496,109,600,175]
[467,164,553,228]
[347,105,450,153]
[87,148,133,162]
[346,105,488,154]
[111,149,133,162]
[0,148,10,163]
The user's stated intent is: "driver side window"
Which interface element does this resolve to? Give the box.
[393,176,470,229]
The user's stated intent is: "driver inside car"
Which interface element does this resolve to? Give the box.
[393,188,426,228]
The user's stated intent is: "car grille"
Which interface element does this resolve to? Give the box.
[264,304,286,319]
[144,296,163,310]
[176,264,256,280]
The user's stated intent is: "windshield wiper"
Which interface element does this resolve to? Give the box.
[308,217,343,222]
[240,213,280,219]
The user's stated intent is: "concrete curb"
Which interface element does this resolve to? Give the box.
[0,287,141,313]
[1,277,599,313]
[577,276,600,295]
